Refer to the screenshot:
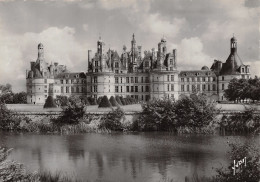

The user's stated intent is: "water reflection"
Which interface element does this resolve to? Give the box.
[0,132,258,182]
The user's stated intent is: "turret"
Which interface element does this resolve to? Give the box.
[230,36,237,54]
[38,43,44,60]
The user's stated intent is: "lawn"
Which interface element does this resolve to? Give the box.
[6,103,260,113]
[6,104,143,113]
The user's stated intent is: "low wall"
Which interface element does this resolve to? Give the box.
[13,110,260,123]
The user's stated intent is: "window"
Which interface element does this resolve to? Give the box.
[197,84,200,91]
[142,86,144,92]
[167,84,170,91]
[208,77,211,82]
[94,76,97,83]
[187,85,190,91]
[95,69,98,72]
[115,70,119,74]
[44,90,47,93]
[187,78,190,82]
[203,77,205,82]
[222,76,224,81]
[181,78,184,82]
[146,86,149,92]
[121,86,123,92]
[71,87,74,93]
[131,77,134,83]
[213,77,216,81]
[126,86,129,92]
[44,79,47,84]
[121,77,123,83]
[181,85,184,91]
[135,77,138,83]
[171,75,174,81]
[213,84,216,91]
[135,86,138,92]
[131,86,134,92]
[66,79,69,84]
[170,59,173,65]
[61,87,64,93]
[171,84,174,91]
[170,67,173,71]
[126,77,129,83]
[145,61,149,67]
[208,85,210,91]
[44,85,47,88]
[141,77,143,83]
[203,84,206,91]
[145,77,149,83]
[197,77,200,82]
[115,62,119,68]
[66,86,69,93]
[222,84,224,90]
[192,85,196,92]
[115,77,119,83]
[167,75,170,81]
[192,77,195,82]
[61,80,63,84]
[95,61,98,67]
[94,85,97,92]
[76,87,79,93]
[242,68,245,73]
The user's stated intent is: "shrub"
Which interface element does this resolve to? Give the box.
[93,98,98,105]
[174,94,218,128]
[0,147,39,181]
[80,95,90,106]
[134,98,176,131]
[124,98,130,105]
[120,97,126,105]
[97,97,103,105]
[98,96,112,108]
[0,101,24,130]
[109,96,119,107]
[99,107,125,131]
[115,96,122,105]
[55,95,68,106]
[44,96,57,108]
[54,101,85,125]
[220,107,260,134]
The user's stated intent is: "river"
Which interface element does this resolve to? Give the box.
[0,132,259,182]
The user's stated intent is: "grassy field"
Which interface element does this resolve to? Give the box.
[6,104,142,113]
[6,103,260,113]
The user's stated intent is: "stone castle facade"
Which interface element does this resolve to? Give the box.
[26,35,250,104]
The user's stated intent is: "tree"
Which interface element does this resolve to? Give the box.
[55,95,68,106]
[109,96,119,107]
[115,96,122,105]
[174,94,217,127]
[98,95,112,108]
[79,95,90,106]
[224,78,239,102]
[55,101,85,125]
[13,92,27,104]
[43,96,57,108]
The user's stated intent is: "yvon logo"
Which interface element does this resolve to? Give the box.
[232,157,246,175]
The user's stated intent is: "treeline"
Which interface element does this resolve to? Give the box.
[224,77,260,103]
[0,84,27,104]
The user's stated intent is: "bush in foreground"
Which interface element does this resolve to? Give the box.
[0,147,39,182]
[44,96,57,108]
[213,142,260,182]
[120,97,126,105]
[98,96,112,108]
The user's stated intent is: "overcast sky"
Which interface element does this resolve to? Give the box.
[0,0,259,92]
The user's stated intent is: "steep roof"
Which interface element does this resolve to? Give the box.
[54,72,86,79]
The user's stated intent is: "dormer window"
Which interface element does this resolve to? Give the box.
[76,74,79,78]
[66,74,69,78]
[242,67,245,73]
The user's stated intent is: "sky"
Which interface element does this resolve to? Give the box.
[0,0,259,92]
